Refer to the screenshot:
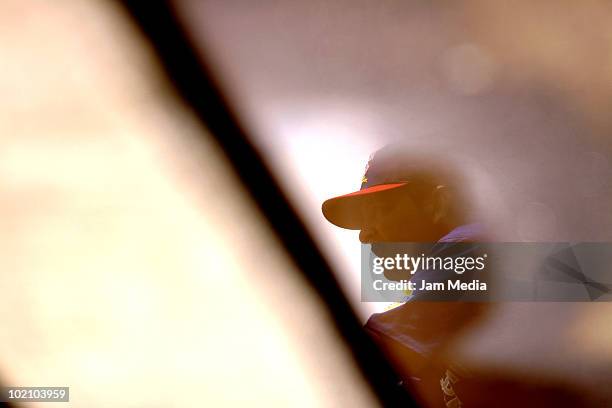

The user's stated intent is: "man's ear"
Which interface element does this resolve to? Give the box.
[432,185,451,225]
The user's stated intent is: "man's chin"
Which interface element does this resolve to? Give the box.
[370,242,402,257]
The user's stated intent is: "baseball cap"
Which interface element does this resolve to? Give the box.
[322,144,423,230]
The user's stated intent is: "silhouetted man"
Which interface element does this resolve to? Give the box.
[322,143,487,407]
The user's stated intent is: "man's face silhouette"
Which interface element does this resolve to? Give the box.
[322,145,464,243]
[358,187,419,243]
[358,184,450,244]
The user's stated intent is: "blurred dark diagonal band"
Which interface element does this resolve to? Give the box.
[120,1,416,406]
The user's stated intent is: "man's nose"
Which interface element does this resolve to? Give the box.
[359,228,377,243]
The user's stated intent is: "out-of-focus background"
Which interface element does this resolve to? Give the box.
[175,0,612,317]
[2,0,612,406]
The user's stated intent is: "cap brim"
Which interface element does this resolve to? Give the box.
[322,183,408,229]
